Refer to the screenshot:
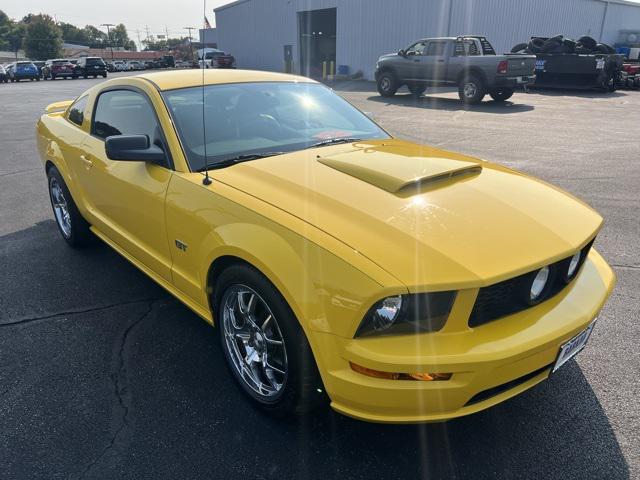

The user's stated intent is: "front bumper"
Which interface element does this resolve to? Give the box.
[311,249,615,423]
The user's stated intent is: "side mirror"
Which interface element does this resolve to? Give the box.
[398,49,406,57]
[105,135,167,165]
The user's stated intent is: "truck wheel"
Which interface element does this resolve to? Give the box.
[490,88,514,102]
[458,74,486,104]
[377,71,398,97]
[407,83,426,97]
[511,43,529,53]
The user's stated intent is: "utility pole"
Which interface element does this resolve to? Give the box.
[101,23,115,62]
[145,25,151,44]
[184,26,196,61]
[136,29,142,51]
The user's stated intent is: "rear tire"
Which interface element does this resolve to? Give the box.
[377,71,398,97]
[458,74,486,104]
[489,88,514,102]
[214,263,325,416]
[46,166,93,248]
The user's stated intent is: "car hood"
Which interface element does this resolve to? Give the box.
[213,139,602,290]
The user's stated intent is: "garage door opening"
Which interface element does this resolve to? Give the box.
[298,8,336,78]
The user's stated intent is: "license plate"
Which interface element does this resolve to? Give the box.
[552,321,596,373]
[516,77,526,84]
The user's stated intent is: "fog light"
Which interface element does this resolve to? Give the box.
[349,362,452,381]
[567,251,581,280]
[530,266,550,303]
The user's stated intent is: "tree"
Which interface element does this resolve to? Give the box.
[59,22,89,45]
[83,25,108,48]
[109,23,134,50]
[23,14,62,60]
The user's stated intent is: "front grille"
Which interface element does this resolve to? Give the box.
[465,363,553,406]
[469,239,594,328]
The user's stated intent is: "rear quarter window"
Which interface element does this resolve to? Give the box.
[68,96,88,127]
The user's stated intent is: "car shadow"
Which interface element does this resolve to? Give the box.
[367,92,535,114]
[527,87,629,99]
[0,221,630,479]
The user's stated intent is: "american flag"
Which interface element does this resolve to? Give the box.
[204,16,212,29]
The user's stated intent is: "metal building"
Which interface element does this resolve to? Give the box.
[214,0,640,79]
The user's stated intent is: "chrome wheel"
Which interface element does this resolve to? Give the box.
[380,76,391,92]
[221,285,288,399]
[49,177,72,238]
[463,82,478,98]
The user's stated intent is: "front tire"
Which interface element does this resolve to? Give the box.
[214,264,324,416]
[458,74,486,104]
[47,166,92,248]
[489,88,514,102]
[377,71,398,97]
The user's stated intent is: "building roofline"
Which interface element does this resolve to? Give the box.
[214,0,252,13]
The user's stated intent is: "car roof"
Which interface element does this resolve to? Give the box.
[138,69,316,91]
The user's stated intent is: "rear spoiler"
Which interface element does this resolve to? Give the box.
[45,100,73,114]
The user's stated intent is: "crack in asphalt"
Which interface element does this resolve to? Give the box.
[0,297,166,327]
[76,299,161,480]
[611,263,640,271]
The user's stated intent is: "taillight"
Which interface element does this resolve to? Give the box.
[497,60,508,74]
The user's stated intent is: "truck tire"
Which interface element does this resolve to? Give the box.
[542,35,563,53]
[407,83,426,97]
[458,74,486,105]
[511,43,529,53]
[377,71,398,97]
[528,38,545,53]
[489,88,514,102]
[577,36,597,50]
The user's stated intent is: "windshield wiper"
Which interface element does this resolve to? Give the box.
[307,137,362,149]
[198,152,286,171]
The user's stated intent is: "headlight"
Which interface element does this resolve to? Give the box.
[566,251,581,280]
[529,266,550,303]
[356,292,456,337]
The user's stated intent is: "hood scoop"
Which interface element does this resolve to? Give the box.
[318,147,482,194]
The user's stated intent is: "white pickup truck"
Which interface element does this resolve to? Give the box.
[375,36,536,104]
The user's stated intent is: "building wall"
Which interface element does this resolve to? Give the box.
[215,0,640,80]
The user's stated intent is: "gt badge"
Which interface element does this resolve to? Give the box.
[175,239,188,252]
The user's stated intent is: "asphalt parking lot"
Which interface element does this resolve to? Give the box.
[1,72,638,480]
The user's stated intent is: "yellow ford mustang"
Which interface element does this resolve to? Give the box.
[36,70,615,423]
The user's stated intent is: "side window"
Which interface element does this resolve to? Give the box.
[425,41,447,56]
[92,90,159,141]
[406,42,427,56]
[68,96,88,127]
[454,40,480,57]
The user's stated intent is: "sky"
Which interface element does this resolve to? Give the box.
[1,0,231,46]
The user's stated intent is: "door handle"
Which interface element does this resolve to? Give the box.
[80,155,93,169]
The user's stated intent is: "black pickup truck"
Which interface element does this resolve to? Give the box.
[375,36,536,104]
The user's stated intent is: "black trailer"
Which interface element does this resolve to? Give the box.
[533,53,623,91]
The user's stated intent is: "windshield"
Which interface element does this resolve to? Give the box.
[163,82,389,171]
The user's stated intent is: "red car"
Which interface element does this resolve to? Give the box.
[210,51,236,69]
[43,59,77,80]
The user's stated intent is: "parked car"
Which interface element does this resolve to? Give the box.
[0,65,7,83]
[42,59,77,80]
[7,61,40,82]
[127,60,144,71]
[32,60,45,78]
[105,62,116,72]
[112,61,128,71]
[211,51,236,69]
[74,56,107,78]
[144,60,160,69]
[375,35,536,103]
[36,70,615,422]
